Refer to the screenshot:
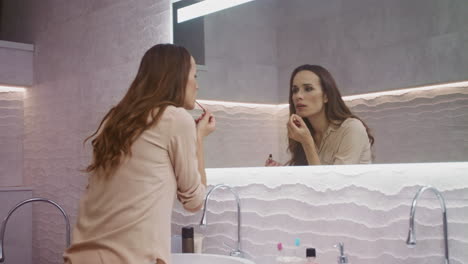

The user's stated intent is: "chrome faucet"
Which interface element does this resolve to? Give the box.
[199,184,243,257]
[406,186,449,264]
[334,242,348,264]
[0,197,71,263]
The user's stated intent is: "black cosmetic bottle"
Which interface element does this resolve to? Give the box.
[181,226,194,253]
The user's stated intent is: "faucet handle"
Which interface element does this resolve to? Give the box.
[334,242,344,255]
[334,243,348,264]
[222,242,244,258]
[222,241,235,251]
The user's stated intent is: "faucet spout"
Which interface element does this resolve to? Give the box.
[199,184,243,257]
[334,242,348,264]
[406,186,449,264]
[0,198,71,263]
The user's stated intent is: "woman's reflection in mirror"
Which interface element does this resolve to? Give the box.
[266,65,374,166]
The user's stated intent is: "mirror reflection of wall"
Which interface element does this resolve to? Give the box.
[175,0,468,103]
[194,83,468,168]
[344,85,468,163]
[174,0,468,167]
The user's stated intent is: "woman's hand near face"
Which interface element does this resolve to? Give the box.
[287,114,321,165]
[195,111,215,187]
[196,111,216,138]
[265,158,282,166]
[287,114,314,145]
[265,154,282,166]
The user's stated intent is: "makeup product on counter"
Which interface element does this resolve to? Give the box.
[306,248,318,264]
[294,238,301,256]
[275,241,304,264]
[277,242,283,256]
[194,232,204,253]
[181,226,194,253]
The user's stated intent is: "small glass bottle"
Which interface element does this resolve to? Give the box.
[181,226,194,253]
[306,248,317,264]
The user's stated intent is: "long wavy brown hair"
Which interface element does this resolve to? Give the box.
[287,65,374,165]
[84,44,191,176]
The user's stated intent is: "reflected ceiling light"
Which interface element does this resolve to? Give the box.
[342,81,468,101]
[177,0,255,23]
[0,85,27,93]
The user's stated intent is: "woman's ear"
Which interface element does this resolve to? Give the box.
[323,94,328,103]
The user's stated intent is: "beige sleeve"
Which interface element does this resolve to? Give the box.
[168,108,206,211]
[333,120,369,165]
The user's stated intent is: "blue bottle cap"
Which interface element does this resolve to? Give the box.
[294,238,300,246]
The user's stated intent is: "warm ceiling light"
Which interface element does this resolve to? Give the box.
[0,85,27,92]
[177,0,255,23]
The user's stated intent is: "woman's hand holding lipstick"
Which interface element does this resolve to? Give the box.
[265,154,282,166]
[195,101,206,124]
[195,114,204,124]
[195,101,214,124]
[292,115,301,127]
[194,100,215,138]
[287,114,313,145]
[196,111,216,138]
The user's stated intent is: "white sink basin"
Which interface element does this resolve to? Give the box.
[171,253,255,264]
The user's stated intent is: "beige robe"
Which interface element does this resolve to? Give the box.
[63,106,205,264]
[317,118,372,165]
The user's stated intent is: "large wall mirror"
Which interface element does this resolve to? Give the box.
[173,0,468,168]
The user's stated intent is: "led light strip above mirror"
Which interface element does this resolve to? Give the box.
[0,85,27,93]
[197,80,468,108]
[177,0,255,23]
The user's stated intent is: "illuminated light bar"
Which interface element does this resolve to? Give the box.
[197,99,281,108]
[342,81,468,101]
[177,0,255,23]
[197,81,468,108]
[0,85,27,92]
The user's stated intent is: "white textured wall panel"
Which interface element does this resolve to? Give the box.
[172,163,468,264]
[347,86,468,163]
[0,91,24,186]
[191,85,468,168]
[189,103,287,168]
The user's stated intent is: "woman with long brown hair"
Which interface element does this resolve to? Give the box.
[63,44,215,264]
[266,64,374,166]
